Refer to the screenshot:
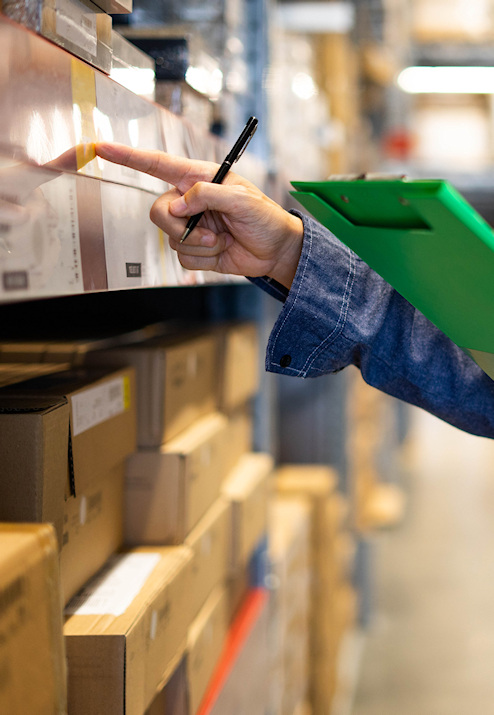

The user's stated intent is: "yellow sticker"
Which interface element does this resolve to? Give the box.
[70,58,100,175]
[123,375,131,410]
[158,227,167,282]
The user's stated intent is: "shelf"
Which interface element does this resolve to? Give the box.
[0,16,271,303]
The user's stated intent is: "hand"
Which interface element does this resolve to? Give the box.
[94,142,303,289]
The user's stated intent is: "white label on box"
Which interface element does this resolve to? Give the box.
[71,376,127,436]
[56,0,98,57]
[65,552,161,616]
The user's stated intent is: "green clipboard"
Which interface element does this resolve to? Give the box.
[291,177,494,380]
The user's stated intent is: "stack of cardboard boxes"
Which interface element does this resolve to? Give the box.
[85,320,268,714]
[268,499,312,714]
[272,464,358,714]
[347,371,405,533]
[0,362,138,713]
[0,319,275,713]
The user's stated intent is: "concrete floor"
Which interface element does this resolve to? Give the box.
[352,407,494,715]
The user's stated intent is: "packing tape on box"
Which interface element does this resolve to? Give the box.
[70,58,100,176]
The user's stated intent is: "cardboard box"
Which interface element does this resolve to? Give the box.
[221,453,273,572]
[93,0,132,14]
[274,466,355,713]
[0,361,69,387]
[187,586,229,715]
[89,333,218,447]
[222,407,253,478]
[0,366,136,602]
[185,498,230,622]
[125,413,232,545]
[0,328,167,367]
[275,464,341,578]
[0,395,70,544]
[216,322,259,412]
[0,523,66,715]
[61,462,125,603]
[2,0,113,74]
[65,545,193,715]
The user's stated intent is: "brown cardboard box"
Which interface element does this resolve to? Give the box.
[65,545,193,715]
[125,413,233,545]
[61,462,125,604]
[2,0,113,74]
[0,361,69,386]
[145,687,167,715]
[187,586,229,715]
[93,0,132,14]
[221,453,273,572]
[0,366,137,602]
[0,395,70,545]
[274,465,355,714]
[90,333,218,447]
[185,498,230,622]
[0,523,66,715]
[222,407,254,478]
[216,322,260,412]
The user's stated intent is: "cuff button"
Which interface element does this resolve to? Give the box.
[280,354,292,368]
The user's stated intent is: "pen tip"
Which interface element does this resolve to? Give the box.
[179,228,191,244]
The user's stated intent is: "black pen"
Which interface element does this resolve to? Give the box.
[180,116,259,243]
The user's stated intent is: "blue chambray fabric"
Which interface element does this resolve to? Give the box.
[249,211,494,438]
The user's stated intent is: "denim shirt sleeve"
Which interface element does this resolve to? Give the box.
[248,210,494,439]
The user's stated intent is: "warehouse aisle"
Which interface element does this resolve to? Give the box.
[352,406,494,715]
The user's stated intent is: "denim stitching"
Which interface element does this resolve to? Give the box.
[270,216,313,356]
[299,246,357,376]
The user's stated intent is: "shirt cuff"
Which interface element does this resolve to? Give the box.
[260,210,358,377]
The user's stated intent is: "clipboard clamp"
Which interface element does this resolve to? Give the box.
[326,172,408,182]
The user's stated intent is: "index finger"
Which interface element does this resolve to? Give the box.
[94,142,217,193]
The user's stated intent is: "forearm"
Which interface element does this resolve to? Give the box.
[250,212,494,439]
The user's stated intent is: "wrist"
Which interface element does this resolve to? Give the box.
[267,213,304,290]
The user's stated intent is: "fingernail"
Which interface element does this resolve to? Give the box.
[95,142,124,160]
[170,196,187,215]
[200,233,216,247]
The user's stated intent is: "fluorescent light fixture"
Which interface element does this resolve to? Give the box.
[277,2,354,34]
[291,72,317,100]
[398,66,494,94]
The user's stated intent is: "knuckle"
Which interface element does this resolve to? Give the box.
[147,153,162,176]
[149,200,161,224]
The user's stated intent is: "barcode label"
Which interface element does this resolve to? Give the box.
[65,553,161,616]
[71,376,129,436]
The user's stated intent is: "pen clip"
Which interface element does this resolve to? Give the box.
[234,129,256,162]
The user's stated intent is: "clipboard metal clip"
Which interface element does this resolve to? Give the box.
[326,172,408,182]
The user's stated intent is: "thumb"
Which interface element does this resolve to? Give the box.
[169,195,189,217]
